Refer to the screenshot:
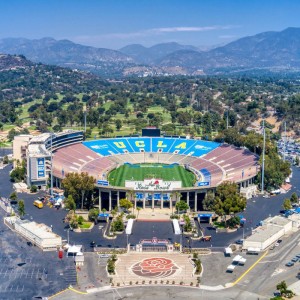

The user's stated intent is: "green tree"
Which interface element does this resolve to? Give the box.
[10,160,26,182]
[115,119,122,131]
[64,195,76,211]
[283,198,292,210]
[30,185,37,193]
[18,200,25,218]
[111,216,124,232]
[290,192,298,204]
[175,200,189,214]
[276,281,287,295]
[213,182,246,225]
[136,207,141,218]
[202,191,215,211]
[119,198,133,212]
[88,208,99,221]
[62,172,95,209]
[9,191,18,201]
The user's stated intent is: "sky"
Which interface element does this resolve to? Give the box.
[0,0,300,49]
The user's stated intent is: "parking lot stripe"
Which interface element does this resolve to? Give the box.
[48,288,68,299]
[69,286,88,294]
[231,250,268,286]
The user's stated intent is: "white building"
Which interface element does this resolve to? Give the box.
[5,217,62,251]
[243,216,293,251]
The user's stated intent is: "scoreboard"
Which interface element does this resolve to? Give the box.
[142,128,161,137]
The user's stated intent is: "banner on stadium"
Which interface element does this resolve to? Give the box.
[197,181,210,187]
[125,179,181,191]
[97,180,109,186]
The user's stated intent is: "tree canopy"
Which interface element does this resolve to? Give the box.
[213,181,246,220]
[62,172,95,209]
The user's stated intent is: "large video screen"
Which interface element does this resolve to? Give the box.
[142,128,161,137]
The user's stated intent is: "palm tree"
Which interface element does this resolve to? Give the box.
[136,207,141,219]
[126,190,135,214]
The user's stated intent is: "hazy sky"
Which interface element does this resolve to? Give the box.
[1,0,300,49]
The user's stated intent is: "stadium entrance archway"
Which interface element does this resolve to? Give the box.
[136,238,174,253]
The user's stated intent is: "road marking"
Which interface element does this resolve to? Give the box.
[68,286,88,294]
[271,268,285,277]
[231,250,269,286]
[48,288,69,299]
[258,259,280,263]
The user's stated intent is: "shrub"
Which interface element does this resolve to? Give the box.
[77,216,84,225]
[170,214,179,219]
[126,214,136,219]
[30,185,37,193]
[88,208,99,221]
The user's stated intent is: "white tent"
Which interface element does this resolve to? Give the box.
[67,245,82,256]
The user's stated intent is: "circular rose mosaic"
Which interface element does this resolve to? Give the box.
[131,257,179,278]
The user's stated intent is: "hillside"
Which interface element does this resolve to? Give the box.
[2,28,300,76]
[0,37,134,76]
[158,28,300,73]
[0,54,107,100]
[119,42,199,64]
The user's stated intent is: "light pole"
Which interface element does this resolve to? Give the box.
[50,132,54,198]
[261,119,266,194]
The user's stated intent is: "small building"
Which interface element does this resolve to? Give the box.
[5,217,62,251]
[243,216,292,251]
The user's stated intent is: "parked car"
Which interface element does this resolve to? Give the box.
[99,254,111,258]
[235,239,244,245]
[286,262,294,267]
[291,257,299,263]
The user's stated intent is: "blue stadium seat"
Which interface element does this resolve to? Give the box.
[200,168,211,182]
[84,137,220,157]
[151,138,174,152]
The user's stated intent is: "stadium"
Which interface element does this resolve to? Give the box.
[19,129,259,212]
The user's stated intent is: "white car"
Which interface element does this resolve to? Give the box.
[275,242,280,247]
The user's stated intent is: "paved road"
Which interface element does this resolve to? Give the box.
[194,166,300,248]
[52,285,267,300]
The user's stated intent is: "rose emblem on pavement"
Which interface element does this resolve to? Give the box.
[131,258,179,278]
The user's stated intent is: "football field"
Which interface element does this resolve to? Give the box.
[108,163,195,187]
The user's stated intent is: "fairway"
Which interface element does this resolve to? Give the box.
[108,163,195,187]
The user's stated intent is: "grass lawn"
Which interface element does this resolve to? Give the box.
[108,163,195,187]
[79,221,93,229]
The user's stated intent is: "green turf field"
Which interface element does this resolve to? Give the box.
[108,163,195,187]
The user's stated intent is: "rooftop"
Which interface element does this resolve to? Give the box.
[18,220,61,240]
[246,225,284,243]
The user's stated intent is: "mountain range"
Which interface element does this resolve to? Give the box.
[1,27,300,76]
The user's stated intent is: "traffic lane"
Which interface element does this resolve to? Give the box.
[208,166,300,247]
[0,164,14,198]
[129,221,176,245]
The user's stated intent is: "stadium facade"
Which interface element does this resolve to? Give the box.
[16,130,259,211]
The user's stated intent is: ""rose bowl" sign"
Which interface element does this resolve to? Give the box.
[125,179,182,191]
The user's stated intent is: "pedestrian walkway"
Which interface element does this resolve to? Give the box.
[137,208,172,221]
[113,252,197,286]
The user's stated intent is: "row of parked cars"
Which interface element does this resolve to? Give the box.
[286,254,300,267]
